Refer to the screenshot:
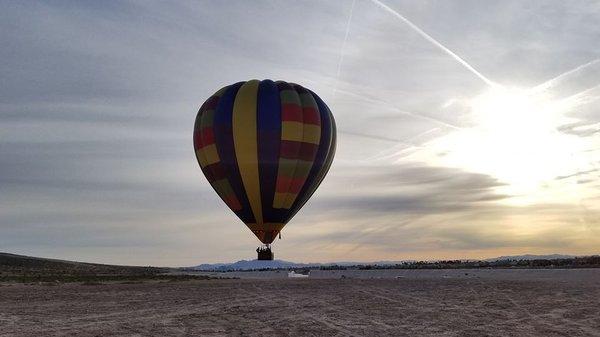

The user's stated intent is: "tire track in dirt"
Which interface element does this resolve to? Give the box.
[267,281,388,336]
[3,277,600,336]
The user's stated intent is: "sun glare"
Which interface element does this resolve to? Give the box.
[411,85,589,205]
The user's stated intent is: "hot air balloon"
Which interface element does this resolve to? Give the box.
[193,79,336,260]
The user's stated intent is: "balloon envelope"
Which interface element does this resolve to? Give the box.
[193,79,336,244]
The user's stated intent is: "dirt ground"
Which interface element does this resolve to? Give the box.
[1,276,599,336]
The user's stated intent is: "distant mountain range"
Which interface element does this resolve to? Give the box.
[190,259,415,271]
[1,251,586,274]
[191,260,313,271]
[485,254,576,261]
[191,254,582,271]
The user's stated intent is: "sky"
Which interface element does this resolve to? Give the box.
[1,0,599,266]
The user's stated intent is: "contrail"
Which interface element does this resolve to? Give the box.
[559,84,600,107]
[333,0,357,96]
[365,127,441,161]
[369,0,494,86]
[340,129,422,146]
[530,58,600,93]
[335,87,462,130]
[336,0,356,79]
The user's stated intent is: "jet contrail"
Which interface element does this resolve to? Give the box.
[530,58,600,93]
[369,0,494,86]
[336,0,356,79]
[332,0,357,98]
[366,127,441,161]
[335,87,462,130]
[340,130,420,146]
[560,83,600,106]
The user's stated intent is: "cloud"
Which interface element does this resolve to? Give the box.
[557,121,600,137]
[315,164,508,214]
[555,168,599,180]
[1,1,599,264]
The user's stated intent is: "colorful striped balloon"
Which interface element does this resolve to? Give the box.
[193,80,336,244]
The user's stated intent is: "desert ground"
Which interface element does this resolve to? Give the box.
[1,269,599,336]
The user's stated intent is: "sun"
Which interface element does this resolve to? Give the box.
[410,85,588,205]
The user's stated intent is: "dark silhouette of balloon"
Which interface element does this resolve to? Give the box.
[193,79,336,244]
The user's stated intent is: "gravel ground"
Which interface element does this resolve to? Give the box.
[1,271,599,336]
